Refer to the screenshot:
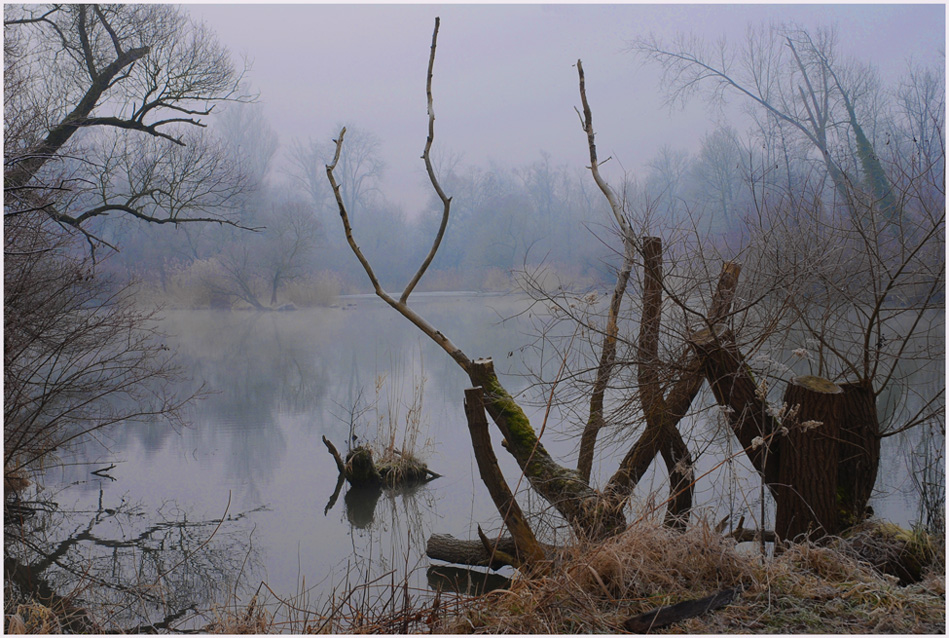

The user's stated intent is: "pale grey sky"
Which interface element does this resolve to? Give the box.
[188,3,946,214]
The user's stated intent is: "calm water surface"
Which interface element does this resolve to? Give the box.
[48,293,941,612]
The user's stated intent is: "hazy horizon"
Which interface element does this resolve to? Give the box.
[188,3,945,217]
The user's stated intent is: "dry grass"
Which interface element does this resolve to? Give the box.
[431,516,946,634]
[205,595,271,634]
[26,513,938,634]
[283,272,341,308]
[5,601,63,634]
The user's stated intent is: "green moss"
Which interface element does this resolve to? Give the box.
[482,373,538,451]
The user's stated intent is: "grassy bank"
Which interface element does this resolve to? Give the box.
[429,518,944,634]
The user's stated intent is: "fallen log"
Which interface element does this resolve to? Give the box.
[622,586,742,633]
[426,533,524,570]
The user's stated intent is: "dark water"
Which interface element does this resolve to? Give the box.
[38,293,942,621]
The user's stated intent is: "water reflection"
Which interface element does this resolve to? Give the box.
[344,485,383,529]
[5,487,263,632]
[427,565,512,595]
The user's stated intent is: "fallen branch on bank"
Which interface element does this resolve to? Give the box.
[622,586,742,633]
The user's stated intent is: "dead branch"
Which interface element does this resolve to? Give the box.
[325,20,471,373]
[575,58,637,483]
[468,359,626,540]
[465,387,546,565]
[401,16,451,304]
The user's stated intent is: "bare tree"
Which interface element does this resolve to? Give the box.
[633,24,898,226]
[322,19,942,580]
[325,21,746,565]
[4,212,190,481]
[290,126,385,222]
[3,2,250,498]
[633,23,944,540]
[4,4,253,250]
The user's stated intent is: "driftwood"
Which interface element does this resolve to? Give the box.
[622,586,742,633]
[426,533,553,571]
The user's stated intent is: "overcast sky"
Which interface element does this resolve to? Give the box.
[187,3,946,215]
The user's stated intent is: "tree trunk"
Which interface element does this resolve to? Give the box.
[775,375,843,541]
[468,358,626,541]
[464,387,546,564]
[270,273,280,306]
[691,327,884,541]
[689,326,781,494]
[426,534,523,570]
[835,381,880,527]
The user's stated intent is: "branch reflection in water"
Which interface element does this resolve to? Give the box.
[5,486,265,632]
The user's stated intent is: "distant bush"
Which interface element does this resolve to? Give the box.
[283,271,341,307]
[134,259,233,309]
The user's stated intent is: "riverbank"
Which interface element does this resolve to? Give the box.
[428,519,945,634]
[192,515,947,634]
[6,513,944,633]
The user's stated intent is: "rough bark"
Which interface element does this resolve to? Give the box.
[426,534,523,570]
[692,328,883,541]
[464,387,546,564]
[601,238,693,525]
[835,380,880,527]
[776,375,843,541]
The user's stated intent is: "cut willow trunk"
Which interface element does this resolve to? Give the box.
[574,60,748,529]
[776,375,843,540]
[777,376,880,539]
[601,249,743,527]
[835,381,881,527]
[690,333,882,541]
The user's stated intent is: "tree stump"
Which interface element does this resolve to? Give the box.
[776,375,843,541]
[346,446,382,486]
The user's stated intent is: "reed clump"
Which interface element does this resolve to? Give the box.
[205,596,271,634]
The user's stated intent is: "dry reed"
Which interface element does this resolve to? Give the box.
[431,514,945,634]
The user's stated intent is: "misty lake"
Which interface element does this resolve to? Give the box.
[46,292,940,616]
